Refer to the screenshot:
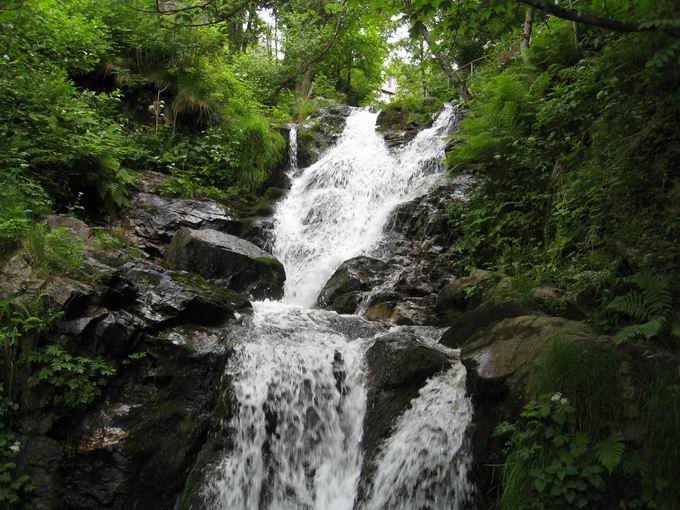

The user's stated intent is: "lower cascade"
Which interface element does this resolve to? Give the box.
[200,106,474,509]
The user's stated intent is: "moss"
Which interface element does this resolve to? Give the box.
[170,271,250,311]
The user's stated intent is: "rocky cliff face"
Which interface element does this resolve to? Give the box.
[1,178,287,509]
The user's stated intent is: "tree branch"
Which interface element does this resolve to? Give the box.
[516,0,652,32]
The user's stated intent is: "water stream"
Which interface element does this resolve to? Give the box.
[200,106,474,509]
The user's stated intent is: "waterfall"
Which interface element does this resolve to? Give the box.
[274,107,457,308]
[363,364,474,510]
[201,302,373,510]
[288,124,298,173]
[200,105,473,510]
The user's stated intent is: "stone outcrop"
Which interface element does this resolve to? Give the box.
[296,105,352,168]
[123,192,241,258]
[316,256,388,313]
[165,228,286,300]
[359,330,457,498]
[375,105,434,148]
[8,248,250,509]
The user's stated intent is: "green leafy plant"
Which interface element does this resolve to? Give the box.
[0,295,61,395]
[0,383,32,505]
[495,393,625,509]
[23,224,84,277]
[28,345,115,408]
[606,271,674,344]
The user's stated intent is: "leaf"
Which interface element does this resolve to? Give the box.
[533,478,547,493]
[594,433,625,474]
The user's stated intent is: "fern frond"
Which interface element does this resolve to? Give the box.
[607,292,650,321]
[614,317,666,344]
[595,433,625,474]
[633,272,672,318]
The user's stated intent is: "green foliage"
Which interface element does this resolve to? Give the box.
[495,393,625,509]
[0,295,62,395]
[606,272,673,344]
[644,380,680,506]
[0,176,50,258]
[28,345,115,408]
[530,338,620,433]
[23,224,84,277]
[0,384,32,505]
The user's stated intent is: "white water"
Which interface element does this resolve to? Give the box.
[201,106,473,510]
[363,364,474,510]
[274,107,456,308]
[288,124,298,173]
[201,302,374,510]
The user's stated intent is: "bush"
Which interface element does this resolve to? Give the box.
[28,345,115,408]
[23,225,84,277]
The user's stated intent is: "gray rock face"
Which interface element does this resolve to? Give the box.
[165,228,286,300]
[375,106,433,148]
[296,105,353,168]
[359,330,457,497]
[124,193,242,257]
[13,256,248,510]
[439,298,532,348]
[316,256,388,314]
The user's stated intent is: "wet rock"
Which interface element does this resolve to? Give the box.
[316,256,388,314]
[45,215,98,249]
[439,298,532,348]
[459,315,600,508]
[123,193,242,257]
[18,325,231,510]
[462,315,596,388]
[297,105,353,168]
[360,330,457,495]
[165,228,286,300]
[434,269,491,325]
[114,260,251,328]
[376,105,433,148]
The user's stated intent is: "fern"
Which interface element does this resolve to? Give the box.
[594,433,625,474]
[606,272,672,344]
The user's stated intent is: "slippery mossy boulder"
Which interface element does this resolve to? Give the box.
[316,256,388,314]
[297,105,352,168]
[439,298,532,348]
[165,228,286,300]
[124,192,242,258]
[359,330,457,497]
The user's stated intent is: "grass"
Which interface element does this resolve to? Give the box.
[528,337,620,436]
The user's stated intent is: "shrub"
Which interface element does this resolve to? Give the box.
[495,393,625,510]
[23,225,84,277]
[28,345,115,408]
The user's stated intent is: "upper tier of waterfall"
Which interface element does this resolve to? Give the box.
[273,106,456,308]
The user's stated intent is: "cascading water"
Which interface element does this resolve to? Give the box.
[363,364,474,510]
[274,107,457,308]
[200,105,474,510]
[288,124,298,174]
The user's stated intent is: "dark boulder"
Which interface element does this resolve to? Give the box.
[439,298,532,348]
[165,228,286,300]
[359,330,457,496]
[297,105,352,168]
[123,193,242,258]
[376,105,433,148]
[112,260,251,329]
[316,256,388,314]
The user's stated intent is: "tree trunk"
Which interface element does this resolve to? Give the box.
[296,67,314,98]
[521,6,534,59]
[416,22,472,101]
[516,0,655,33]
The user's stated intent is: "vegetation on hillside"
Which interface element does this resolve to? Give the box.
[1,0,679,507]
